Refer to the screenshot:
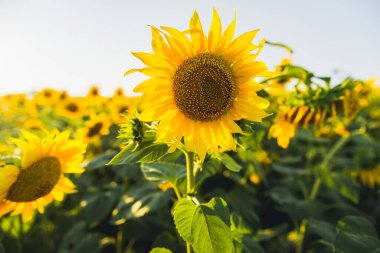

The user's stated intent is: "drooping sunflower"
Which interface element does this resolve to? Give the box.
[0,130,86,222]
[350,165,380,188]
[126,9,270,160]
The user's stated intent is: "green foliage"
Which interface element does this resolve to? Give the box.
[334,216,380,253]
[108,141,169,165]
[149,248,173,253]
[1,49,380,253]
[174,198,234,253]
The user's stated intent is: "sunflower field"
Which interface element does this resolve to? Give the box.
[1,9,380,253]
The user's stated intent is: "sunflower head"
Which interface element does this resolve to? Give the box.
[58,98,88,119]
[0,130,86,221]
[126,9,270,160]
[34,88,61,106]
[77,113,111,144]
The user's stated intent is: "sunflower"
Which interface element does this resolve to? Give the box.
[268,119,296,149]
[266,57,292,96]
[34,88,62,106]
[85,85,106,108]
[0,130,86,222]
[350,164,380,188]
[58,97,88,119]
[113,87,126,100]
[126,9,270,160]
[77,113,111,144]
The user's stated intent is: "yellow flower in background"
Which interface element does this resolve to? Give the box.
[113,87,126,100]
[269,119,296,149]
[77,113,111,144]
[23,118,45,131]
[267,57,292,96]
[0,130,86,222]
[350,164,380,188]
[88,85,101,97]
[109,96,140,124]
[0,94,38,119]
[85,85,106,108]
[110,100,131,124]
[127,9,270,160]
[58,97,88,119]
[34,88,61,106]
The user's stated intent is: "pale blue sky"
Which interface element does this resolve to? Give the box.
[0,0,379,96]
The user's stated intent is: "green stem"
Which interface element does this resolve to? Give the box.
[172,185,182,200]
[116,225,123,253]
[185,152,195,198]
[311,134,351,200]
[296,220,307,253]
[309,177,321,201]
[296,134,350,253]
[184,151,195,253]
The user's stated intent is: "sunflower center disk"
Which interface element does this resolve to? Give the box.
[87,123,103,137]
[66,103,79,112]
[7,157,61,202]
[173,53,237,121]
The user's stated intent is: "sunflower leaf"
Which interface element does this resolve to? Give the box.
[108,141,169,165]
[149,247,173,253]
[174,198,234,253]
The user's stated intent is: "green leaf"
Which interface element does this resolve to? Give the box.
[83,187,121,227]
[108,141,169,165]
[0,243,5,253]
[321,172,359,203]
[220,153,242,172]
[307,219,336,242]
[207,197,231,227]
[174,198,234,253]
[149,247,173,253]
[271,163,310,176]
[173,199,197,242]
[334,216,380,253]
[191,205,234,253]
[58,222,102,253]
[141,162,186,186]
[230,214,263,253]
[337,216,378,238]
[86,151,117,171]
[225,187,260,229]
[241,236,264,253]
[195,159,222,188]
[230,213,251,241]
[111,184,172,225]
[269,186,298,205]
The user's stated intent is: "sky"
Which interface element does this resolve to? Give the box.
[0,0,379,96]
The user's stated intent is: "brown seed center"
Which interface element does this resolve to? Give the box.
[173,53,237,122]
[7,157,61,202]
[87,123,103,137]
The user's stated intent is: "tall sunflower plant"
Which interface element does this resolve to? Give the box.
[108,9,271,253]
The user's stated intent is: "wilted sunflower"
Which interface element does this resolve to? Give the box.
[0,130,86,222]
[127,9,270,160]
